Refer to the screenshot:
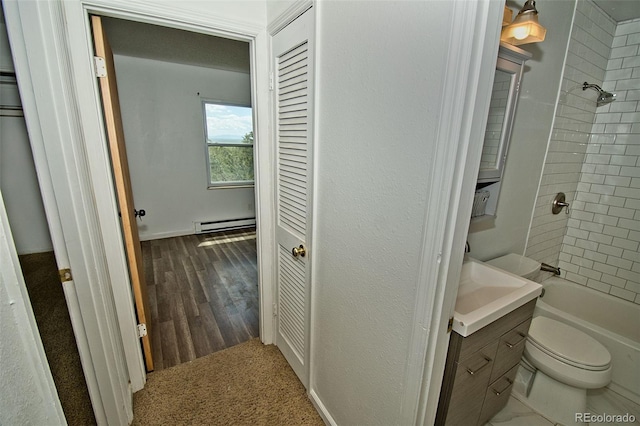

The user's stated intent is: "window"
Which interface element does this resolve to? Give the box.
[203,102,254,187]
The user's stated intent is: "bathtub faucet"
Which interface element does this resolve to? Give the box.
[540,263,561,275]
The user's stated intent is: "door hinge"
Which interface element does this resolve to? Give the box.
[269,72,274,91]
[272,303,277,317]
[59,268,73,283]
[94,56,107,78]
[447,317,454,333]
[137,323,148,338]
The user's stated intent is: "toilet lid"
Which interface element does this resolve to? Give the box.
[528,316,611,369]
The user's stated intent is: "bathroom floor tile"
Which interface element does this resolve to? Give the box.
[586,388,640,425]
[485,396,555,426]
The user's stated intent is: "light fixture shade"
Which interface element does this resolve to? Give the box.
[501,0,547,45]
[502,6,513,27]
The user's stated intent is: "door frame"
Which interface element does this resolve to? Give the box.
[4,0,274,423]
[62,0,275,379]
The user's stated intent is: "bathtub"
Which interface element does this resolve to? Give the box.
[534,277,640,405]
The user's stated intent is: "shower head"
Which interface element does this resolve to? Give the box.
[583,82,616,107]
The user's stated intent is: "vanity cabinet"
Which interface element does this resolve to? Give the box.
[435,299,536,425]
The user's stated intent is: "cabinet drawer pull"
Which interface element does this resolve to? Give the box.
[492,378,513,396]
[505,331,527,348]
[466,355,492,376]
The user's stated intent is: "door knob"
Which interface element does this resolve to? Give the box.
[292,244,306,258]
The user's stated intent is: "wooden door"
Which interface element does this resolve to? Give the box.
[91,15,153,371]
[272,8,314,387]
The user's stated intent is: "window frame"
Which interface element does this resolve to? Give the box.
[202,99,255,189]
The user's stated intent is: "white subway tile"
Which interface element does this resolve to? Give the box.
[598,194,626,207]
[583,249,608,263]
[617,268,640,283]
[624,198,640,209]
[592,213,619,226]
[611,45,639,59]
[601,273,627,288]
[610,286,636,302]
[598,244,624,257]
[603,225,630,238]
[587,279,611,293]
[622,112,640,123]
[565,271,588,285]
[622,250,640,262]
[575,238,600,251]
[607,255,634,270]
[590,184,616,195]
[618,217,639,230]
[584,202,610,214]
[612,236,640,251]
[620,166,640,177]
[604,123,632,133]
[614,186,640,198]
[588,232,613,245]
[610,155,637,166]
[594,164,621,175]
[627,230,640,242]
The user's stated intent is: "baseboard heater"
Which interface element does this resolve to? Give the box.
[194,217,256,234]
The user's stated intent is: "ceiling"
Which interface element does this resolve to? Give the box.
[592,0,640,22]
[102,17,250,74]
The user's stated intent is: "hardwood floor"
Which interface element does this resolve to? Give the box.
[141,228,259,371]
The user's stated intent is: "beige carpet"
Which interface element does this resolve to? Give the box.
[132,338,324,426]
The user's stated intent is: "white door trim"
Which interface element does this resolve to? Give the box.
[399,0,504,424]
[3,1,132,423]
[5,0,274,423]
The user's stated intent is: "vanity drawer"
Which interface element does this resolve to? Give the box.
[446,340,499,426]
[478,364,519,425]
[458,299,536,362]
[490,318,531,382]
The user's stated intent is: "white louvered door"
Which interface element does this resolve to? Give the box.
[272,7,314,388]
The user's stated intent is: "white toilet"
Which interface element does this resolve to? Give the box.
[487,254,612,426]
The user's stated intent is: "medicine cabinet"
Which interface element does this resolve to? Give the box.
[471,43,531,224]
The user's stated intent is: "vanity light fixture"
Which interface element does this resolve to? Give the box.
[501,0,547,46]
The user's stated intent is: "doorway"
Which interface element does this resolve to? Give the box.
[98,16,260,371]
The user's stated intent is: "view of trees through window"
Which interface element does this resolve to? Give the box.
[204,102,254,186]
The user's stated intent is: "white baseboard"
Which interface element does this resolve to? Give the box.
[309,388,337,426]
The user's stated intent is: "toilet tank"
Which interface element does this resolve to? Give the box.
[486,253,540,280]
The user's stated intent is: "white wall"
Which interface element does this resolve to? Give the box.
[114,55,255,240]
[0,11,53,254]
[0,191,64,425]
[468,0,577,261]
[311,2,455,424]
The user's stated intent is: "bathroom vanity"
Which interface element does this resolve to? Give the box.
[435,258,542,425]
[435,300,536,425]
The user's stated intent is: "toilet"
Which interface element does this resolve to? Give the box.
[487,254,612,426]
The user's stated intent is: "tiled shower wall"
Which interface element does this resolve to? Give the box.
[526,1,640,304]
[558,18,640,304]
[526,0,614,266]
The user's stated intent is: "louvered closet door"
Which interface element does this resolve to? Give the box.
[272,7,314,388]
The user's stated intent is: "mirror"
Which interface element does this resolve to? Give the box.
[477,45,529,183]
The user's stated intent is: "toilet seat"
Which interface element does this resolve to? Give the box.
[527,316,611,370]
[525,316,612,389]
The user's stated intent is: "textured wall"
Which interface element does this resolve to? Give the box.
[311,2,452,424]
